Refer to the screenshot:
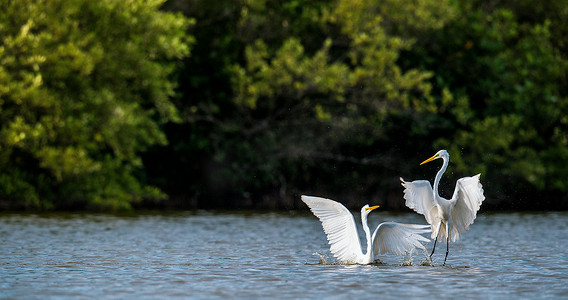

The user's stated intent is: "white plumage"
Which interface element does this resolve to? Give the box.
[400,149,485,265]
[301,195,430,264]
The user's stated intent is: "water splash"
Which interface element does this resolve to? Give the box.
[371,259,386,266]
[419,257,435,266]
[418,249,435,266]
[307,252,416,266]
[312,252,328,265]
[400,252,413,266]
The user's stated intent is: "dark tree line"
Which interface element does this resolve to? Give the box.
[1,0,567,211]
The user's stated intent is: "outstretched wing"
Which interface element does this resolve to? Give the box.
[301,195,363,263]
[372,222,431,256]
[448,174,485,242]
[400,178,437,224]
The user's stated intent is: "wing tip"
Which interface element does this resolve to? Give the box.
[300,195,324,203]
[300,195,311,206]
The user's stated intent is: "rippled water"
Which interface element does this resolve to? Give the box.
[1,211,567,299]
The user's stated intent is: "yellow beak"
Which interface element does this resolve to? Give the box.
[366,205,380,211]
[420,154,438,165]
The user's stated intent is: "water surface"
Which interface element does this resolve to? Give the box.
[1,211,567,299]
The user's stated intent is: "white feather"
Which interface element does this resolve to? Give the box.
[301,195,363,263]
[400,150,486,265]
[372,222,431,256]
[301,195,430,264]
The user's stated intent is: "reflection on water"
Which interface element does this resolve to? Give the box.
[1,211,567,298]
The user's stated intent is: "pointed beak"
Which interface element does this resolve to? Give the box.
[420,154,438,165]
[366,205,380,211]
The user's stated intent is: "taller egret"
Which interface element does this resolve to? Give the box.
[301,195,430,265]
[400,150,485,265]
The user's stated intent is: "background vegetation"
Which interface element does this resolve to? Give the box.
[1,0,567,211]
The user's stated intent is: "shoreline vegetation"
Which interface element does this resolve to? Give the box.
[1,0,567,212]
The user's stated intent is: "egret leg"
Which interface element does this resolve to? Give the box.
[443,237,449,266]
[430,236,438,258]
[430,223,442,258]
[443,222,450,266]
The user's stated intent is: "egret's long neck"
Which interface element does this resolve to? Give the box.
[433,156,448,198]
[361,212,373,259]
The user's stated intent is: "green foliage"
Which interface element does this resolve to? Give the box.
[410,1,568,208]
[154,0,451,208]
[163,0,568,210]
[3,0,567,211]
[0,0,192,210]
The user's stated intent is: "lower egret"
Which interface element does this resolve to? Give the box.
[400,150,485,265]
[301,195,430,265]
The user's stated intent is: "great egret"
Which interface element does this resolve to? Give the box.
[400,149,485,265]
[301,195,431,265]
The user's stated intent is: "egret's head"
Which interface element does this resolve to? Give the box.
[361,204,379,216]
[420,149,449,165]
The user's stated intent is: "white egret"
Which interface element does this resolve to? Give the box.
[400,149,485,265]
[301,195,431,265]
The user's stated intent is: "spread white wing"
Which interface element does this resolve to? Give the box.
[448,174,485,242]
[372,222,431,256]
[301,195,363,263]
[400,177,437,224]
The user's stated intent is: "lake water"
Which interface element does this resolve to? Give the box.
[1,210,567,299]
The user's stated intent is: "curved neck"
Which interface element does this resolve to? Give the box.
[433,156,448,198]
[361,212,373,260]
